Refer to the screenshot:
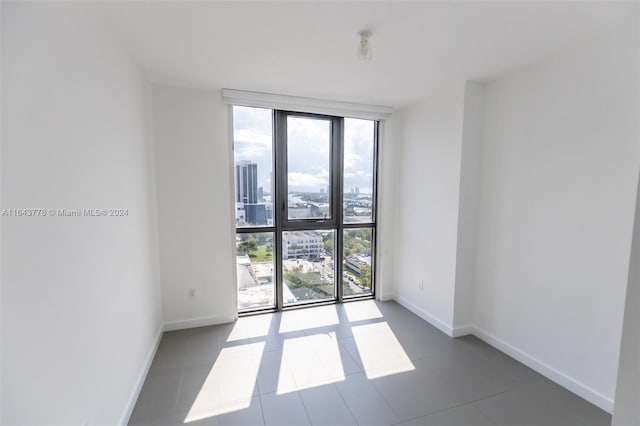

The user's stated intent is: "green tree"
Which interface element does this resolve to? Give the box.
[324,238,333,253]
[358,265,371,288]
[352,242,365,254]
[239,237,258,255]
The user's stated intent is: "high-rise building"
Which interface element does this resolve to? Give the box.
[235,160,258,204]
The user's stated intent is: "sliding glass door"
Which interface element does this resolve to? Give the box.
[233,106,377,313]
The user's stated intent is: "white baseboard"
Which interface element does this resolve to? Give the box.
[389,296,614,413]
[163,315,234,332]
[378,292,395,302]
[118,315,234,424]
[394,294,455,337]
[119,325,164,426]
[452,324,474,337]
[471,326,614,413]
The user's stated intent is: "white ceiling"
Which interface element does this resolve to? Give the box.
[98,1,635,108]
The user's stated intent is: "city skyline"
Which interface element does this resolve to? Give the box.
[233,106,376,194]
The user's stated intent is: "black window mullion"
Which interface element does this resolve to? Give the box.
[277,112,341,306]
[342,223,375,230]
[281,111,338,230]
[372,121,380,224]
[335,118,345,303]
[281,221,337,231]
[236,226,277,234]
[274,110,287,311]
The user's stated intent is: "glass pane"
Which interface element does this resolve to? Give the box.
[343,118,375,223]
[233,106,273,228]
[343,228,373,297]
[283,230,335,305]
[287,116,331,220]
[236,232,275,311]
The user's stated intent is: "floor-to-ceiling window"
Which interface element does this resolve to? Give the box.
[233,106,377,312]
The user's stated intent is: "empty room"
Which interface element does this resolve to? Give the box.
[1,1,639,425]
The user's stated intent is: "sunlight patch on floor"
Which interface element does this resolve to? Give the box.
[278,332,345,393]
[351,321,415,379]
[343,300,383,322]
[184,342,265,422]
[279,305,339,333]
[227,314,273,341]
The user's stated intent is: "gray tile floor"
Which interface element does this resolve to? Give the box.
[129,300,611,426]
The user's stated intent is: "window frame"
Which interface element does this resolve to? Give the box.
[234,107,379,313]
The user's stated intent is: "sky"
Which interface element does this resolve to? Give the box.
[233,106,374,195]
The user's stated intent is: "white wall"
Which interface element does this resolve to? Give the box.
[0,2,3,421]
[152,85,237,329]
[394,83,466,334]
[393,82,485,335]
[473,28,639,411]
[1,3,162,425]
[376,118,399,301]
[152,85,399,325]
[453,82,484,330]
[612,171,640,426]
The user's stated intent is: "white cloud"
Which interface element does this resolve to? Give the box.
[344,146,362,171]
[344,171,372,179]
[344,118,374,171]
[288,172,328,190]
[288,116,331,155]
[233,106,273,165]
[312,166,330,178]
[234,128,272,157]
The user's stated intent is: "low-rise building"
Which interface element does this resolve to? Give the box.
[282,231,324,260]
[345,254,371,276]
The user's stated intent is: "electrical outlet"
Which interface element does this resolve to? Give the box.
[188,287,196,298]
